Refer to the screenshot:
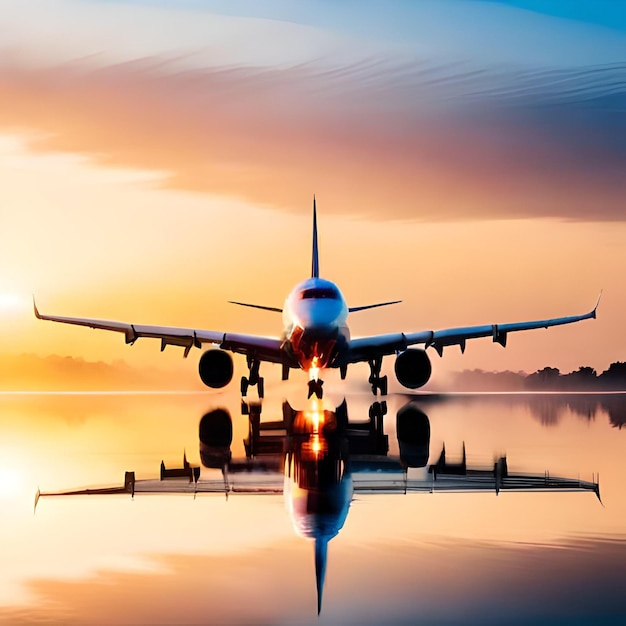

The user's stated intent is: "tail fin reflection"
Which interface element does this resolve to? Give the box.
[315,536,329,615]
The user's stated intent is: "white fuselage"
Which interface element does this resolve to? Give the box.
[282,277,350,371]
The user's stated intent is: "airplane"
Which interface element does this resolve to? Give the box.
[35,397,602,615]
[34,198,599,399]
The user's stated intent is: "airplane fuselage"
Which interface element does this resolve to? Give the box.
[282,277,350,373]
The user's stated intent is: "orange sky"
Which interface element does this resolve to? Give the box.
[0,1,624,389]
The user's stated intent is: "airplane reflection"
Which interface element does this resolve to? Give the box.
[35,398,600,615]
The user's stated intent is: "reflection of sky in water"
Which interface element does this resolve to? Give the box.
[1,391,625,624]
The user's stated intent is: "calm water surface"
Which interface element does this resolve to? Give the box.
[0,390,625,625]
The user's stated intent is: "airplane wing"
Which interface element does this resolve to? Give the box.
[35,464,600,507]
[33,301,286,363]
[346,296,600,362]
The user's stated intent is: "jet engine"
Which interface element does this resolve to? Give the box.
[198,349,233,388]
[397,404,430,468]
[199,408,233,468]
[394,349,432,389]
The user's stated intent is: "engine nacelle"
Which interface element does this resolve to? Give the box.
[394,349,432,389]
[397,404,430,468]
[199,408,233,468]
[198,349,233,388]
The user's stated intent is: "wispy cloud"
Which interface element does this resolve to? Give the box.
[1,56,623,221]
[0,0,623,221]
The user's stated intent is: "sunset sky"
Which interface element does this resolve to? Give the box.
[1,0,625,387]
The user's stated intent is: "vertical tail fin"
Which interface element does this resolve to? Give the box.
[315,536,328,615]
[311,196,319,278]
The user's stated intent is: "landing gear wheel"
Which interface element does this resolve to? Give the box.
[258,377,265,399]
[368,358,386,396]
[307,379,324,399]
[241,358,262,398]
[370,375,388,396]
[369,400,388,420]
[379,375,388,396]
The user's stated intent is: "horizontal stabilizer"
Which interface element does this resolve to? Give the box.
[349,300,401,313]
[228,301,283,313]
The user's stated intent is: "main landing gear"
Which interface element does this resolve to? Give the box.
[368,357,388,396]
[307,378,324,400]
[241,357,264,399]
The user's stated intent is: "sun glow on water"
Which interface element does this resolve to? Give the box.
[301,398,328,457]
[309,356,321,382]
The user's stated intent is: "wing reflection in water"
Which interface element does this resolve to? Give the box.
[35,397,601,615]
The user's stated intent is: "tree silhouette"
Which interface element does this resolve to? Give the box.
[563,366,597,390]
[526,366,561,390]
[599,362,626,390]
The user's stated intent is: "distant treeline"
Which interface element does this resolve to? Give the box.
[451,362,626,392]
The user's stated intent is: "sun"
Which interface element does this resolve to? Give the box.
[0,292,24,313]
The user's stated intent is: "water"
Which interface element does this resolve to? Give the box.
[1,391,624,624]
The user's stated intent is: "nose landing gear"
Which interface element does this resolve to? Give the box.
[241,357,264,399]
[368,357,388,396]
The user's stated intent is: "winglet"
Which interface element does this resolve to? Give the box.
[33,296,44,320]
[592,290,603,319]
[311,195,319,279]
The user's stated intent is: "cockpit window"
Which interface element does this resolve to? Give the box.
[301,287,339,300]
